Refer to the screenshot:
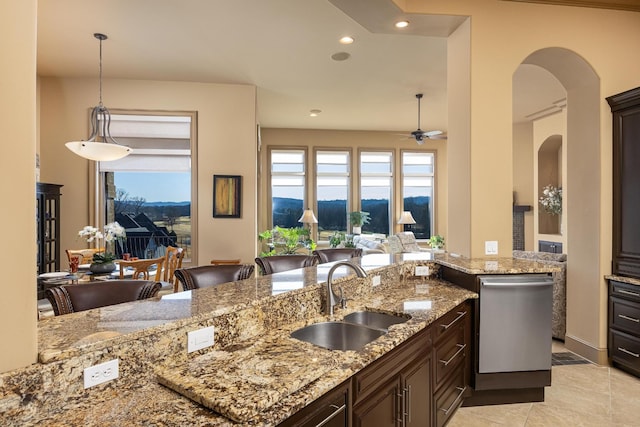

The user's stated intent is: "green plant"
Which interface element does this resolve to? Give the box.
[258,226,316,256]
[428,234,445,249]
[349,211,371,227]
[329,231,345,248]
[343,234,356,248]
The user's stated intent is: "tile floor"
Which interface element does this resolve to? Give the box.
[449,340,640,427]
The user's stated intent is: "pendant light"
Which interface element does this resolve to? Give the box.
[65,33,131,161]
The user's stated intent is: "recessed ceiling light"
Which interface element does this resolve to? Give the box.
[331,52,350,61]
[339,36,354,45]
[310,109,322,117]
[395,20,409,28]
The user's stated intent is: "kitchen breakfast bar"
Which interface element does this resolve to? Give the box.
[1,253,557,426]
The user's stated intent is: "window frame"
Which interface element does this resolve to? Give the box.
[400,150,436,240]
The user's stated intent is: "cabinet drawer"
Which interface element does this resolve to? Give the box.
[434,306,468,343]
[610,297,640,334]
[434,325,466,387]
[610,280,640,303]
[610,329,640,371]
[434,365,466,427]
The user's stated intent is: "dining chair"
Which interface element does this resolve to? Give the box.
[254,255,318,276]
[163,246,185,292]
[45,280,161,315]
[66,248,105,265]
[118,256,164,281]
[313,248,363,264]
[174,264,255,291]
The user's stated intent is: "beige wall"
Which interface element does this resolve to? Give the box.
[259,128,448,241]
[512,121,534,250]
[38,77,258,270]
[0,0,38,372]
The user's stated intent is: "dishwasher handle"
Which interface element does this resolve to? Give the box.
[481,280,552,289]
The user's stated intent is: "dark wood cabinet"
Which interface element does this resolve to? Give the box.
[607,87,640,278]
[36,183,62,275]
[278,381,350,427]
[608,279,640,377]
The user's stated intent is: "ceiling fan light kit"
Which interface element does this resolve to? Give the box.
[404,93,446,145]
[65,33,132,162]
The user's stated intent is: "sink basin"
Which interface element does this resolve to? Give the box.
[343,311,410,331]
[291,322,386,351]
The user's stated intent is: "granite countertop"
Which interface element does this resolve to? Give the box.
[605,274,640,287]
[10,253,557,427]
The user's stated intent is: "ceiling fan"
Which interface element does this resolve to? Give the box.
[402,93,447,144]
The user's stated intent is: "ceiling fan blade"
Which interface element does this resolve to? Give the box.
[428,133,447,140]
[424,130,443,137]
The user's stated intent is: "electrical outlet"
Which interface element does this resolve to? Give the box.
[188,326,215,353]
[485,261,499,271]
[84,359,119,389]
[485,240,498,255]
[415,266,430,276]
[372,275,381,286]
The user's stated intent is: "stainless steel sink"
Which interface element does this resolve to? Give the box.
[291,321,386,351]
[343,311,410,331]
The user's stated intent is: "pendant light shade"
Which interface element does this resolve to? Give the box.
[66,33,131,161]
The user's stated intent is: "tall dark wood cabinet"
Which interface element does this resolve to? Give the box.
[608,87,640,278]
[36,183,63,276]
[607,87,640,378]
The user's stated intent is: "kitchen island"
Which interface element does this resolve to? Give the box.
[1,253,557,426]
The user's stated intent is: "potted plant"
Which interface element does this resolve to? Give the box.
[329,231,346,248]
[78,222,127,273]
[258,226,316,256]
[428,234,445,251]
[349,211,370,235]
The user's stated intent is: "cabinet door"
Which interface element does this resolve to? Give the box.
[278,382,349,427]
[353,379,399,427]
[402,356,431,427]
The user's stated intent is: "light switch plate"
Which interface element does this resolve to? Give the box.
[415,266,430,276]
[485,240,498,255]
[188,326,215,353]
[84,359,119,389]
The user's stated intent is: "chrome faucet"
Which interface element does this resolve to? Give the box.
[326,261,367,316]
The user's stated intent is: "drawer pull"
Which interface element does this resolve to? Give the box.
[439,344,467,366]
[618,314,640,323]
[618,289,640,297]
[317,404,345,427]
[439,386,466,415]
[618,347,640,358]
[440,311,467,331]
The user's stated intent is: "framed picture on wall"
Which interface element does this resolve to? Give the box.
[213,175,242,218]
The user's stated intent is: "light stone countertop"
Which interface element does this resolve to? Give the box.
[606,274,640,287]
[1,253,557,426]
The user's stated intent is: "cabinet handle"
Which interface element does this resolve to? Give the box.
[316,404,345,427]
[440,311,467,331]
[439,386,466,415]
[439,344,467,366]
[619,289,640,297]
[618,347,640,358]
[618,314,640,323]
[405,385,412,424]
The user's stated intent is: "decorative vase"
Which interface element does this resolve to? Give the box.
[89,262,116,274]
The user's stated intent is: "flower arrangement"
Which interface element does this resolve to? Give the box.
[78,222,127,264]
[539,185,562,216]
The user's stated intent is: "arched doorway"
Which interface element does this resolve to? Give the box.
[513,48,604,363]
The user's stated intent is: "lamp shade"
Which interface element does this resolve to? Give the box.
[298,209,318,224]
[397,211,416,225]
[66,141,131,162]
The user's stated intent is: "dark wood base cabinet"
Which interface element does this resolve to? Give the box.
[608,279,640,377]
[279,301,471,427]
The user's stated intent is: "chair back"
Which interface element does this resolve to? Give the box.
[254,255,318,275]
[175,264,255,291]
[313,248,363,264]
[66,248,105,265]
[163,246,185,291]
[119,256,164,281]
[45,280,161,315]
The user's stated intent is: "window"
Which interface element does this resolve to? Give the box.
[271,149,305,228]
[360,151,393,235]
[402,152,434,239]
[316,151,350,240]
[97,113,195,261]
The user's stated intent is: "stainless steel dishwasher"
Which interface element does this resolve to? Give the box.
[478,274,553,373]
